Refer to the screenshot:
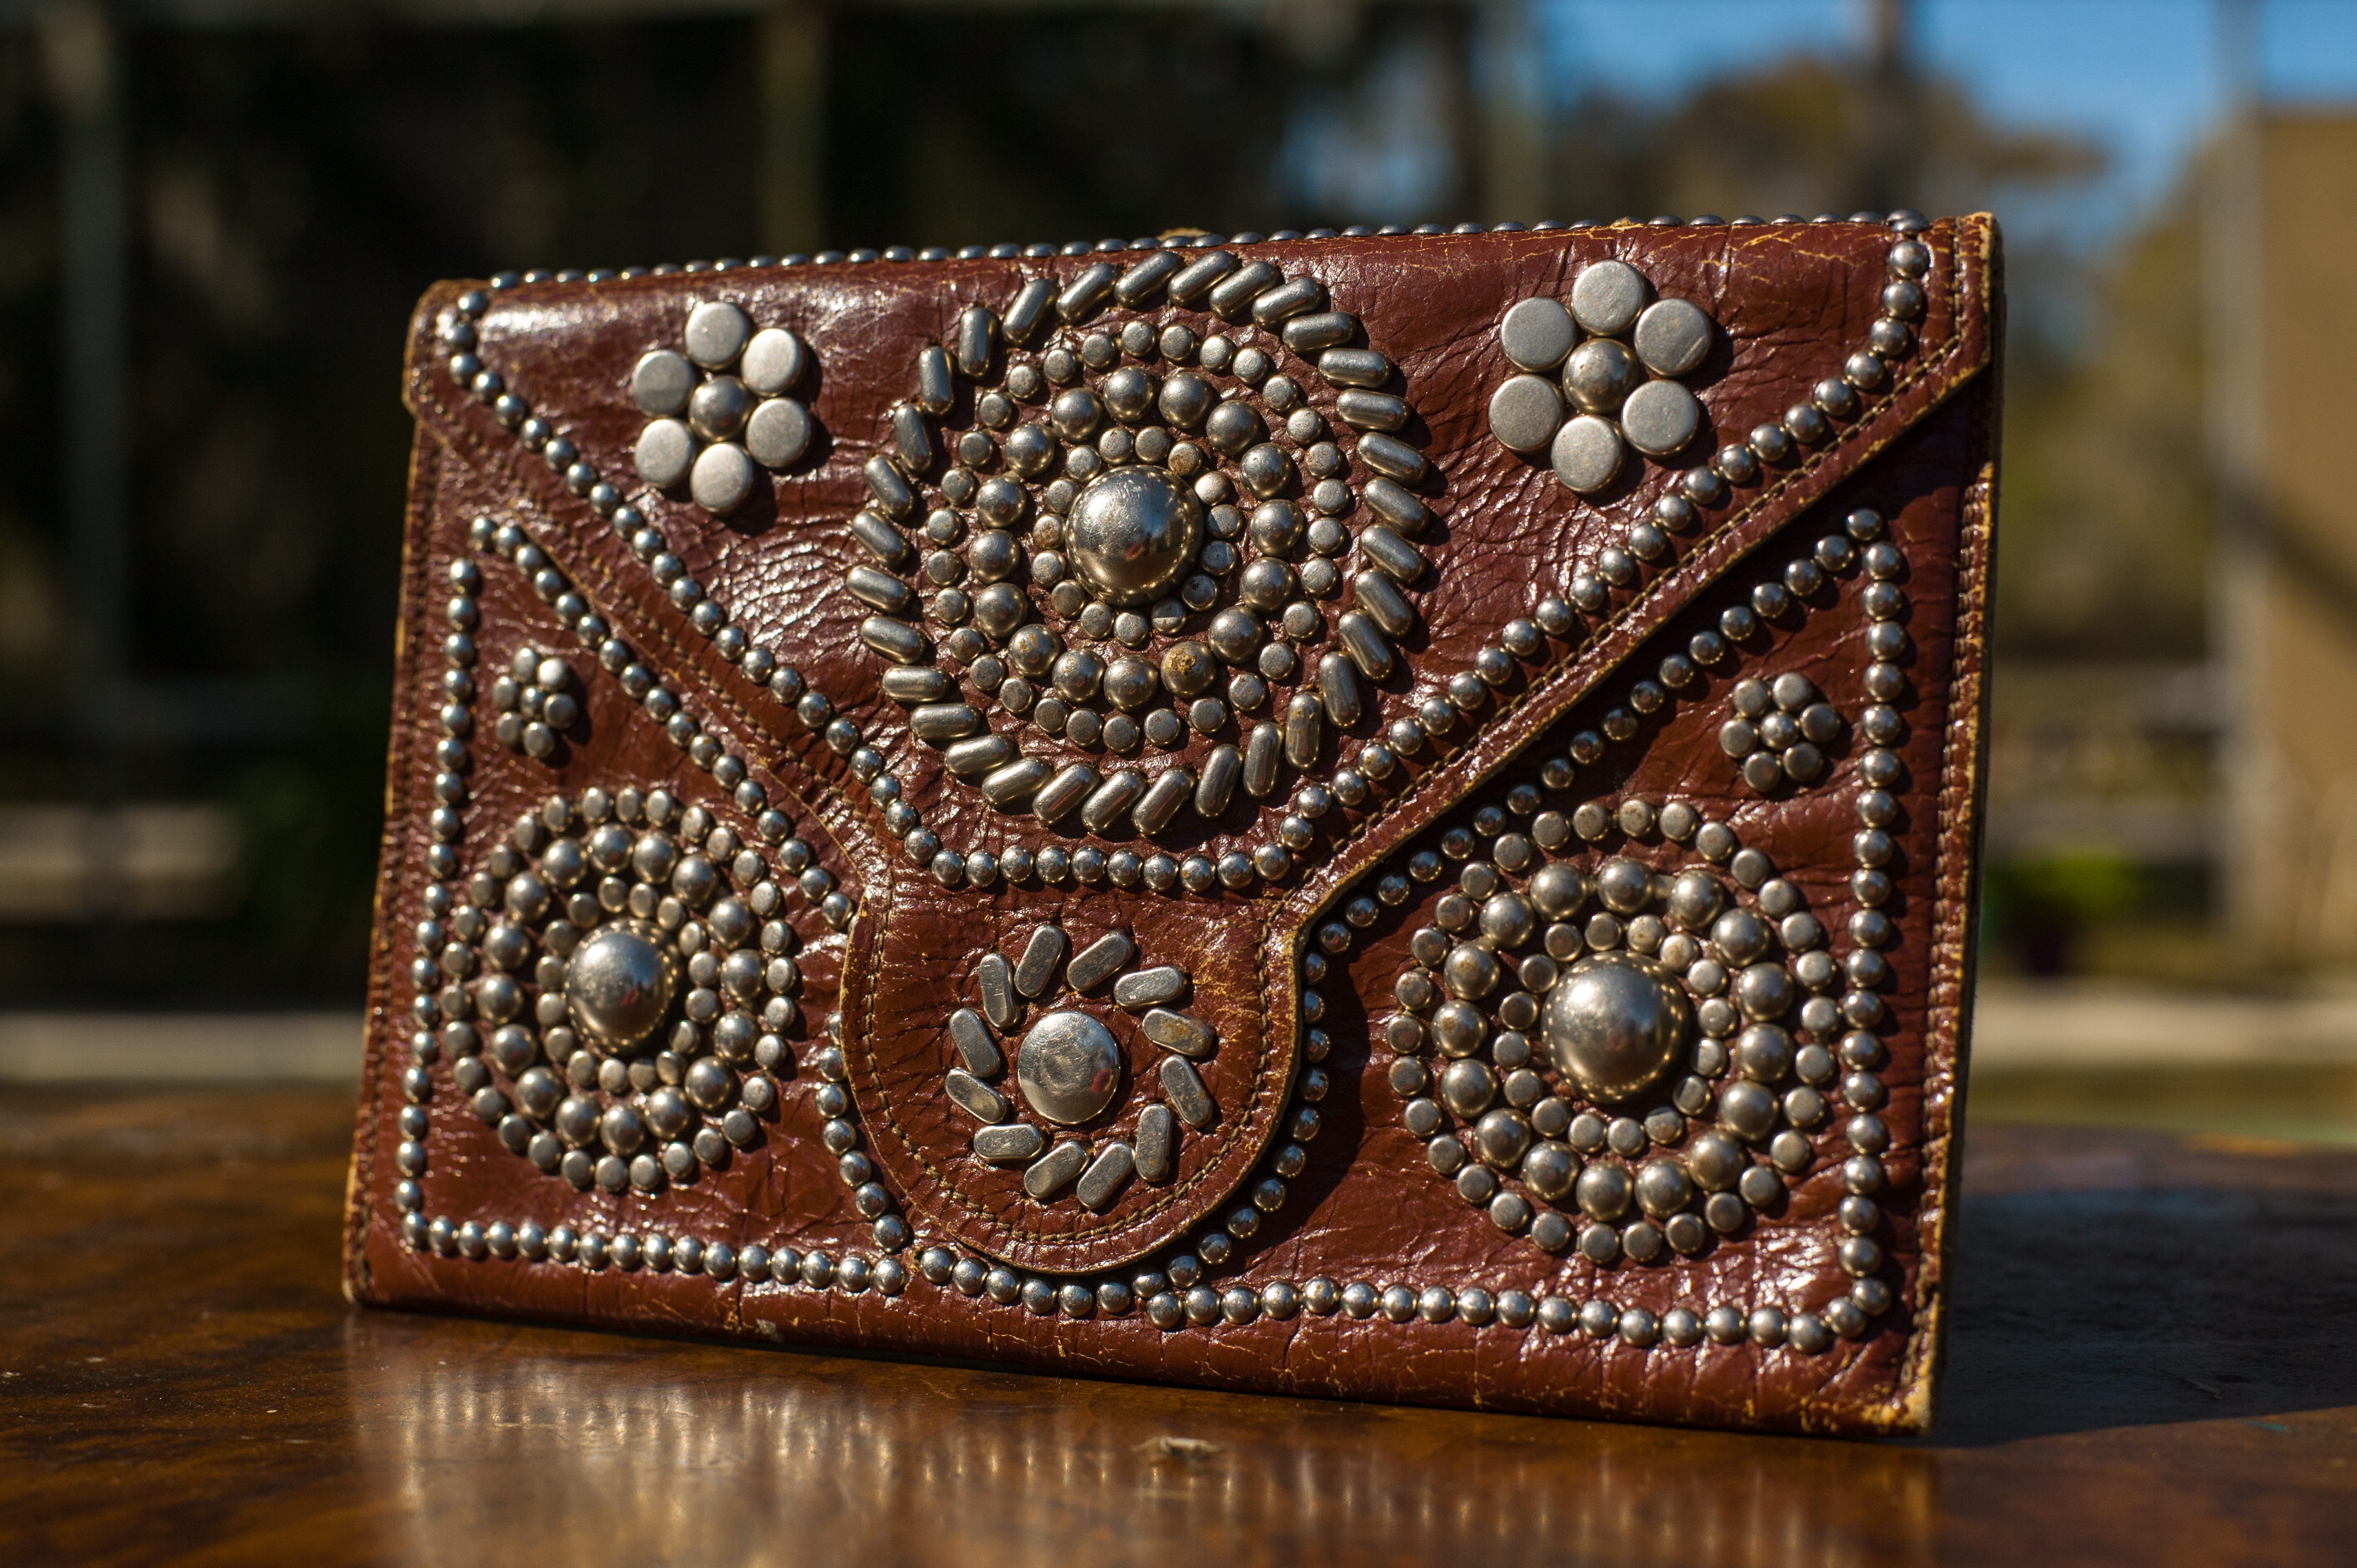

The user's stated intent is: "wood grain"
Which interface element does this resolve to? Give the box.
[2,1089,2351,1565]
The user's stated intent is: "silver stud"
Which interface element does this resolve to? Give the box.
[1550,415,1622,493]
[1630,297,1711,376]
[740,327,806,395]
[1569,260,1645,335]
[1489,374,1562,453]
[1499,296,1576,371]
[1618,379,1700,458]
[683,301,753,368]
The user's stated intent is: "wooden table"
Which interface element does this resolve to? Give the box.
[3,1087,2352,1565]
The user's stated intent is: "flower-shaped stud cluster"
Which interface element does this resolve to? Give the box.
[1719,674,1843,792]
[630,301,815,513]
[487,644,579,761]
[1487,260,1717,494]
[1383,795,1867,1268]
[939,919,1214,1211]
[419,783,835,1200]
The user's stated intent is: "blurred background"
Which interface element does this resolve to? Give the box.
[2,0,2355,1139]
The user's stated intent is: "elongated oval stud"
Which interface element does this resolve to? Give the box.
[1489,374,1563,453]
[1243,722,1283,797]
[1550,414,1623,494]
[944,735,1012,776]
[1316,652,1361,728]
[1361,477,1430,535]
[1335,390,1409,431]
[1133,768,1195,835]
[1075,1142,1136,1209]
[973,1123,1044,1162]
[1500,296,1577,371]
[954,305,997,378]
[1114,966,1187,1010]
[1208,259,1282,318]
[1335,610,1394,679]
[948,1008,1001,1077]
[745,398,810,468]
[1351,571,1414,637]
[635,419,694,487]
[1167,249,1238,303]
[1160,1056,1217,1128]
[1134,1104,1177,1182]
[862,613,924,660]
[1014,925,1069,998]
[1569,259,1646,336]
[890,403,934,474]
[945,1067,1008,1124]
[1141,1009,1215,1058]
[1003,277,1057,343]
[1633,296,1713,376]
[741,328,807,395]
[1285,692,1322,768]
[1114,250,1183,303]
[1067,931,1134,993]
[632,349,695,415]
[977,952,1017,1030]
[1017,1014,1122,1126]
[980,757,1048,808]
[879,667,948,702]
[1281,311,1356,352]
[1358,524,1425,584]
[1196,744,1242,817]
[851,511,909,568]
[910,703,982,742]
[690,443,756,512]
[1056,262,1118,322]
[1032,763,1098,825]
[1080,770,1146,834]
[1620,379,1701,458]
[1251,276,1324,327]
[914,344,954,415]
[845,565,913,615]
[1317,347,1390,389]
[1354,431,1427,482]
[864,454,915,517]
[1023,1138,1090,1196]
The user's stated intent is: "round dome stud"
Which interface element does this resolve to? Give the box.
[1014,1010,1124,1126]
[1540,952,1691,1102]
[1064,467,1203,605]
[564,925,680,1048]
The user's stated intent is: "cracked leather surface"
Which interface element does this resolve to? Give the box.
[348,218,1999,1435]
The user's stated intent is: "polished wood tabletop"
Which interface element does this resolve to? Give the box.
[3,1086,2352,1566]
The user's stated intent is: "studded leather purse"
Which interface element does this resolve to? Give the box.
[349,214,1999,1436]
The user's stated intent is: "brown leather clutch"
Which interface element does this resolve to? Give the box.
[348,215,1999,1436]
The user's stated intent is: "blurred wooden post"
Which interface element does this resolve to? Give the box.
[2217,110,2357,963]
[760,0,828,255]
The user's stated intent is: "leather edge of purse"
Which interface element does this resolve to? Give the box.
[1830,211,2005,1438]
[343,413,451,1308]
